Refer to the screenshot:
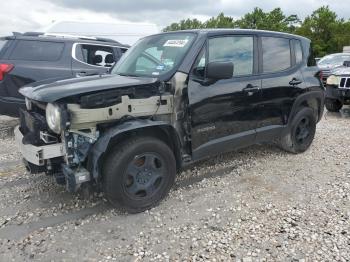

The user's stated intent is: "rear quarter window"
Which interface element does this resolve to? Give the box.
[307,44,316,67]
[9,40,64,61]
[0,39,7,51]
[0,39,10,57]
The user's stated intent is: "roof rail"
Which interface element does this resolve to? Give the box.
[10,32,129,47]
[23,32,45,36]
[42,33,97,40]
[94,37,120,43]
[41,33,128,46]
[12,31,44,37]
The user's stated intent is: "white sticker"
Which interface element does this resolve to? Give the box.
[152,72,160,75]
[163,39,188,47]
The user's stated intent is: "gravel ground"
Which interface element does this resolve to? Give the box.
[0,109,350,261]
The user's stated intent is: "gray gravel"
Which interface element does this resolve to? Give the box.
[0,109,350,261]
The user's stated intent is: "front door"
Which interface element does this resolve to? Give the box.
[188,35,261,160]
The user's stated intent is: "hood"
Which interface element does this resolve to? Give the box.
[318,64,342,71]
[20,74,158,103]
[332,66,350,76]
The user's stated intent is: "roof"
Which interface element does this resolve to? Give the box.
[5,32,130,48]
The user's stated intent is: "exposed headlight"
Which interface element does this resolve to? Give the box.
[326,75,340,86]
[25,97,32,110]
[46,103,62,134]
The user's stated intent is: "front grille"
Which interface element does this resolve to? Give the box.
[322,70,332,77]
[20,109,47,134]
[19,108,49,145]
[339,77,350,89]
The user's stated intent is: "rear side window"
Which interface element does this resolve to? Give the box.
[262,37,291,73]
[10,40,64,61]
[74,44,115,67]
[295,40,303,64]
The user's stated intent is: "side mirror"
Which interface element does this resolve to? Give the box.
[343,61,350,67]
[207,61,233,80]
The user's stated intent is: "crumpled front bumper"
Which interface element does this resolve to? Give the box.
[15,126,91,191]
[14,126,65,166]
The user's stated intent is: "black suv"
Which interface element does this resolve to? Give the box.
[0,32,128,117]
[15,29,324,213]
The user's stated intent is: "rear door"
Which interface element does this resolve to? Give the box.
[3,39,72,99]
[257,36,304,141]
[256,36,305,141]
[71,43,124,77]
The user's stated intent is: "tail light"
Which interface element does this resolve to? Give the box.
[319,71,323,81]
[0,64,14,81]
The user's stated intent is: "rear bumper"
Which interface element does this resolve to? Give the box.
[14,126,65,166]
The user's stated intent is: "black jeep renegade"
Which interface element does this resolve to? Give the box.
[16,29,324,213]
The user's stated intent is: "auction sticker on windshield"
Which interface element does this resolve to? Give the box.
[164,39,188,47]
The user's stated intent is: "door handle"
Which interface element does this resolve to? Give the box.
[289,78,303,86]
[243,83,260,93]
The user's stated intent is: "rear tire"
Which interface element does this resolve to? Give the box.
[102,136,176,213]
[325,98,343,112]
[279,107,316,154]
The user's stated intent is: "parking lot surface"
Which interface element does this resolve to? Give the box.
[0,109,349,261]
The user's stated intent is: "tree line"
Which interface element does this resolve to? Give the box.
[163,6,350,58]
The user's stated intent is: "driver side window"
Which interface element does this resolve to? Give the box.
[209,36,254,77]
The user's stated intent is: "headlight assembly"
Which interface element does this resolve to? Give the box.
[46,103,62,134]
[326,75,340,86]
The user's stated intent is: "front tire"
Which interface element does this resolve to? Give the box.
[325,98,343,112]
[279,107,316,154]
[102,136,176,213]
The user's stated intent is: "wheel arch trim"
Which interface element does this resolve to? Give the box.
[288,90,324,127]
[88,119,181,180]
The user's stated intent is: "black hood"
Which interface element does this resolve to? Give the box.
[19,74,159,103]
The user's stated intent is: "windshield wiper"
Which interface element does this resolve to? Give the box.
[117,73,139,77]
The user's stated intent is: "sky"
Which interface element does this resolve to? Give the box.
[0,0,349,36]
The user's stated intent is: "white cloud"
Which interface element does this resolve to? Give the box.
[0,0,124,35]
[0,0,350,36]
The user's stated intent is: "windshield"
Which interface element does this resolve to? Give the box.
[112,32,196,77]
[318,54,350,66]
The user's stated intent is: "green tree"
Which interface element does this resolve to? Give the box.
[163,18,203,32]
[235,7,300,32]
[203,13,235,28]
[295,6,349,57]
[162,6,350,57]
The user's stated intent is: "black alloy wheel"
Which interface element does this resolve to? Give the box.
[103,136,176,213]
[123,153,165,199]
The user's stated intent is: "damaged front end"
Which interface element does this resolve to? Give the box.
[15,74,187,192]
